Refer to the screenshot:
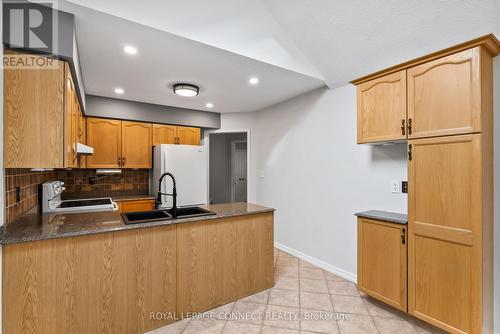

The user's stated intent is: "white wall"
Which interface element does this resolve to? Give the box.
[221,85,407,279]
[222,57,500,329]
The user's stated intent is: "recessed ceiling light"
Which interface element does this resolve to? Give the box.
[173,83,199,97]
[114,88,124,94]
[206,102,214,109]
[123,45,137,55]
[249,77,259,85]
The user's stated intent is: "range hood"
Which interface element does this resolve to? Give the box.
[76,142,94,155]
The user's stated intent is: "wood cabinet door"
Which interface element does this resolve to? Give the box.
[4,53,65,168]
[64,63,77,168]
[120,200,155,213]
[357,70,407,143]
[121,121,152,168]
[177,126,201,145]
[176,213,274,314]
[357,218,407,311]
[86,118,122,168]
[408,134,482,334]
[407,48,482,138]
[152,124,177,144]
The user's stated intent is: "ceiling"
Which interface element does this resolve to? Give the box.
[58,1,325,113]
[62,0,500,111]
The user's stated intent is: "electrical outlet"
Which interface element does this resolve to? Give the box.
[391,180,401,193]
[402,181,408,193]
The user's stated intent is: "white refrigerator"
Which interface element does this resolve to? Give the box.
[152,144,208,209]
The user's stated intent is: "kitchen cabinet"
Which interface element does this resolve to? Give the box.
[118,199,155,213]
[176,212,274,313]
[121,121,152,168]
[357,217,407,311]
[176,126,201,145]
[357,70,407,143]
[407,48,484,139]
[3,207,275,334]
[87,118,152,169]
[353,37,499,144]
[86,118,122,168]
[3,225,177,334]
[64,63,86,168]
[353,35,497,334]
[4,52,65,168]
[4,52,86,169]
[153,124,201,145]
[153,124,177,144]
[408,134,490,334]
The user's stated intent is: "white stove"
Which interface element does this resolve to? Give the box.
[41,181,118,213]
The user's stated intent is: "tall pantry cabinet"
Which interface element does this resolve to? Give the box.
[353,35,499,334]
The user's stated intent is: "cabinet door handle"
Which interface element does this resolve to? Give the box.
[122,157,126,166]
[401,228,406,244]
[407,118,413,135]
[118,157,122,166]
[408,144,412,161]
[401,119,406,136]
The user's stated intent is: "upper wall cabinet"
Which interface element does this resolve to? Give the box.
[353,35,499,144]
[407,48,484,139]
[153,124,201,146]
[153,124,177,144]
[64,63,86,168]
[177,126,201,145]
[121,121,152,168]
[87,118,152,169]
[357,70,407,143]
[4,52,83,169]
[86,118,123,168]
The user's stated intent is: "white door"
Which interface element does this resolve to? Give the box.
[231,141,247,202]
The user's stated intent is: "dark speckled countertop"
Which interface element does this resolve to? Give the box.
[0,203,275,245]
[355,210,407,225]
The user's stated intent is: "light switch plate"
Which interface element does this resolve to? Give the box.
[391,180,401,193]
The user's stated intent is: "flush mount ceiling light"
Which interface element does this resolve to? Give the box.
[249,77,259,85]
[173,83,199,97]
[123,45,137,55]
[206,102,214,109]
[114,87,124,94]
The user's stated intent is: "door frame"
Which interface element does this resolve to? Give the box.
[206,129,251,204]
[230,140,247,202]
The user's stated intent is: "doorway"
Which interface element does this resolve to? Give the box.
[209,132,248,204]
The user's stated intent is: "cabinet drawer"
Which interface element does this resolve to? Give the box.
[357,217,407,311]
[120,199,155,213]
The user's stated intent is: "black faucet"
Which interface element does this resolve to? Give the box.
[156,172,178,218]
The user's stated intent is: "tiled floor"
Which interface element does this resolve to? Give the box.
[147,249,445,334]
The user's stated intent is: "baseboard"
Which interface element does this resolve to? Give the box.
[274,242,357,283]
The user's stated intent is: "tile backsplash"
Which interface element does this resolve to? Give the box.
[56,169,149,196]
[4,168,150,224]
[5,169,56,223]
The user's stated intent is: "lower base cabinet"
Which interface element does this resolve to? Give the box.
[2,212,274,334]
[3,225,177,334]
[357,217,407,311]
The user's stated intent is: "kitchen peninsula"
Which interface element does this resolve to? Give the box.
[1,202,275,334]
